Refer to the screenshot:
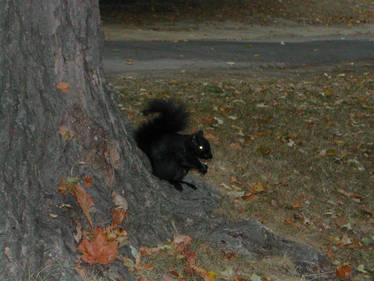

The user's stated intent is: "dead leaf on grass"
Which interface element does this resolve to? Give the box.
[335,264,351,280]
[284,218,294,224]
[249,182,266,193]
[326,249,334,260]
[292,201,303,208]
[163,274,175,281]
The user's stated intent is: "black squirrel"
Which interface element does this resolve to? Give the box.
[135,99,212,191]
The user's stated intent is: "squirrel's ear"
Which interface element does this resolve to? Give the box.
[191,133,198,144]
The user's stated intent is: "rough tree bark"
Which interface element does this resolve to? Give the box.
[0,1,333,280]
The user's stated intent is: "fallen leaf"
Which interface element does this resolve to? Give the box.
[356,264,367,273]
[163,274,175,281]
[121,256,135,272]
[337,188,351,197]
[72,183,94,228]
[112,208,127,228]
[169,270,179,277]
[75,262,86,279]
[57,176,80,196]
[108,144,121,169]
[340,234,352,246]
[241,193,257,201]
[112,191,129,211]
[207,271,216,281]
[56,81,70,93]
[284,218,294,224]
[73,222,83,243]
[292,201,303,208]
[202,117,215,125]
[334,215,346,227]
[134,249,154,271]
[138,277,154,281]
[84,176,92,187]
[326,249,334,260]
[250,273,262,281]
[106,227,128,248]
[349,193,363,203]
[230,143,241,150]
[78,227,118,265]
[173,235,192,253]
[213,116,224,125]
[335,264,351,279]
[59,125,75,140]
[250,183,265,193]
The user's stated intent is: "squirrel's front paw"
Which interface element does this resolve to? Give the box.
[199,164,208,174]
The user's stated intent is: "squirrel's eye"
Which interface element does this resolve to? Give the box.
[199,145,204,150]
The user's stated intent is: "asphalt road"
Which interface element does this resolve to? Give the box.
[103,37,374,73]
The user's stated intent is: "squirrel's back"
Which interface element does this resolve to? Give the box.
[135,99,189,152]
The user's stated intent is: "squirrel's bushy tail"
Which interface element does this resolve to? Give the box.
[135,99,189,151]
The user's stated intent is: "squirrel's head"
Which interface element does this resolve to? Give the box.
[191,130,213,159]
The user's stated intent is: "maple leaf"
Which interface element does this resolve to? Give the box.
[78,227,118,265]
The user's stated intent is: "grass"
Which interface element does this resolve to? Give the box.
[110,63,374,280]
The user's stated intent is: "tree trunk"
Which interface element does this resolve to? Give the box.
[0,1,333,280]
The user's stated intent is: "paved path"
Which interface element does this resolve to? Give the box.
[103,36,374,73]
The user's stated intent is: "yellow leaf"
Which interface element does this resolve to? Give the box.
[207,271,216,281]
[250,183,265,193]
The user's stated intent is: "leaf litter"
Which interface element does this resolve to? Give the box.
[114,63,374,280]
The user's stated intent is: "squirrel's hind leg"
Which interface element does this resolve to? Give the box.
[170,181,184,192]
[180,180,197,190]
